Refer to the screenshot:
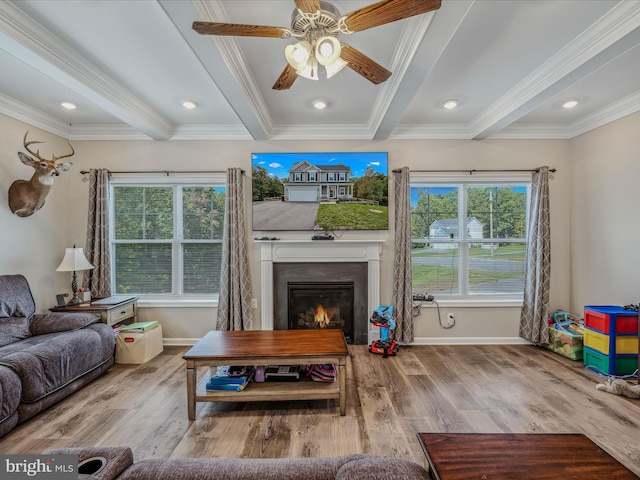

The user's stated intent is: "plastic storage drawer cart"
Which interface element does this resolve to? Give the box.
[583,306,638,375]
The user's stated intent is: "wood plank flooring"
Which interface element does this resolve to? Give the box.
[0,345,638,475]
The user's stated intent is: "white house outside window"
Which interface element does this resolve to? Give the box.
[110,174,226,298]
[294,173,302,182]
[410,174,530,301]
[308,172,316,181]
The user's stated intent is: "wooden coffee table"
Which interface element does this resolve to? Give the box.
[183,329,349,420]
[418,433,638,479]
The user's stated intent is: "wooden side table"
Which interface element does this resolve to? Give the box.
[50,296,138,327]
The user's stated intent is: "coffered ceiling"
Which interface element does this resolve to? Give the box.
[1,0,639,141]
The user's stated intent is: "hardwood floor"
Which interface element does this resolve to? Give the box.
[0,344,638,475]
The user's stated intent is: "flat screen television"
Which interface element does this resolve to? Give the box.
[252,152,389,231]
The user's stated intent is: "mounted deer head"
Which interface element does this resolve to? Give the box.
[8,131,74,217]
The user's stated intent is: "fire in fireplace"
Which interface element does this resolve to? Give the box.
[288,282,354,342]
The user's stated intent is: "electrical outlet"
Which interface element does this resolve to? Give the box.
[447,313,455,326]
[251,298,258,309]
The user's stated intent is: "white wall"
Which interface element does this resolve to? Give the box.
[570,111,640,312]
[0,116,81,308]
[0,113,574,343]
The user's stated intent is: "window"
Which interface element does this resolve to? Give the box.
[328,173,335,181]
[411,176,530,299]
[308,171,316,182]
[339,173,346,181]
[293,173,302,182]
[110,175,226,298]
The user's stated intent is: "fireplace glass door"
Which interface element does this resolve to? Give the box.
[287,282,354,343]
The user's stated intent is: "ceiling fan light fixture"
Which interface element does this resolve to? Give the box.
[442,99,458,109]
[285,41,312,70]
[324,57,347,79]
[296,56,319,81]
[316,36,341,66]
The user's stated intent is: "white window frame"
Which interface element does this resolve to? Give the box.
[411,172,531,306]
[109,173,226,307]
[308,171,316,182]
[293,172,302,182]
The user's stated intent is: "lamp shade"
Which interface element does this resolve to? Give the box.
[56,247,94,272]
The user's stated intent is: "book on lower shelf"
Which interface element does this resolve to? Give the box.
[118,321,158,333]
[206,366,254,391]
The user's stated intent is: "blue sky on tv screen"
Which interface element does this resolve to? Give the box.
[252,152,388,180]
[410,185,526,207]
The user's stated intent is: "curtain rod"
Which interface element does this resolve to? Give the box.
[392,168,556,174]
[79,169,243,175]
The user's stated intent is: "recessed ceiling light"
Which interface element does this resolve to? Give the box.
[562,100,578,109]
[182,100,198,110]
[442,99,458,110]
[60,102,76,110]
[313,100,327,110]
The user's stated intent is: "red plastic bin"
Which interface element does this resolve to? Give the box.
[583,306,638,335]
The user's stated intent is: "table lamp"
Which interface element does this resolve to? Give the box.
[56,245,94,306]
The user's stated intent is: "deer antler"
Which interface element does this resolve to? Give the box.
[22,131,74,161]
[54,140,74,161]
[23,131,46,161]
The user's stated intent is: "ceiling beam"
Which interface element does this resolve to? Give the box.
[470,1,640,140]
[159,0,270,140]
[374,0,475,140]
[0,1,174,140]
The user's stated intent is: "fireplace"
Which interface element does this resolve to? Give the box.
[259,240,383,345]
[274,262,368,344]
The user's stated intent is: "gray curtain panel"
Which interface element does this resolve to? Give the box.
[519,166,551,344]
[217,168,253,331]
[392,167,414,343]
[84,168,112,298]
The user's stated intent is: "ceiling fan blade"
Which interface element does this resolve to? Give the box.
[193,21,290,38]
[294,0,321,14]
[340,43,391,85]
[273,64,299,90]
[342,0,441,33]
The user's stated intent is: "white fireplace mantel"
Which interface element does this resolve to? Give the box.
[259,240,384,341]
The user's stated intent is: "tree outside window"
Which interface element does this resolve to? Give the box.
[112,182,225,296]
[411,181,529,298]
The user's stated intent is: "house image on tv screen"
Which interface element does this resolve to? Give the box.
[284,160,354,202]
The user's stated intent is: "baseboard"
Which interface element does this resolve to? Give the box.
[410,336,533,345]
[163,338,199,347]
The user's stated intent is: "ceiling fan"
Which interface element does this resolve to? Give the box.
[193,0,442,90]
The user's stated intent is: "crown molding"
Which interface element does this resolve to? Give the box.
[469,1,640,139]
[569,89,640,138]
[0,0,174,140]
[0,93,71,137]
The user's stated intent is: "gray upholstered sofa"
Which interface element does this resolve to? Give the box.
[0,274,115,438]
[44,446,430,480]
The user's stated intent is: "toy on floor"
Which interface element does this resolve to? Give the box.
[369,305,398,357]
